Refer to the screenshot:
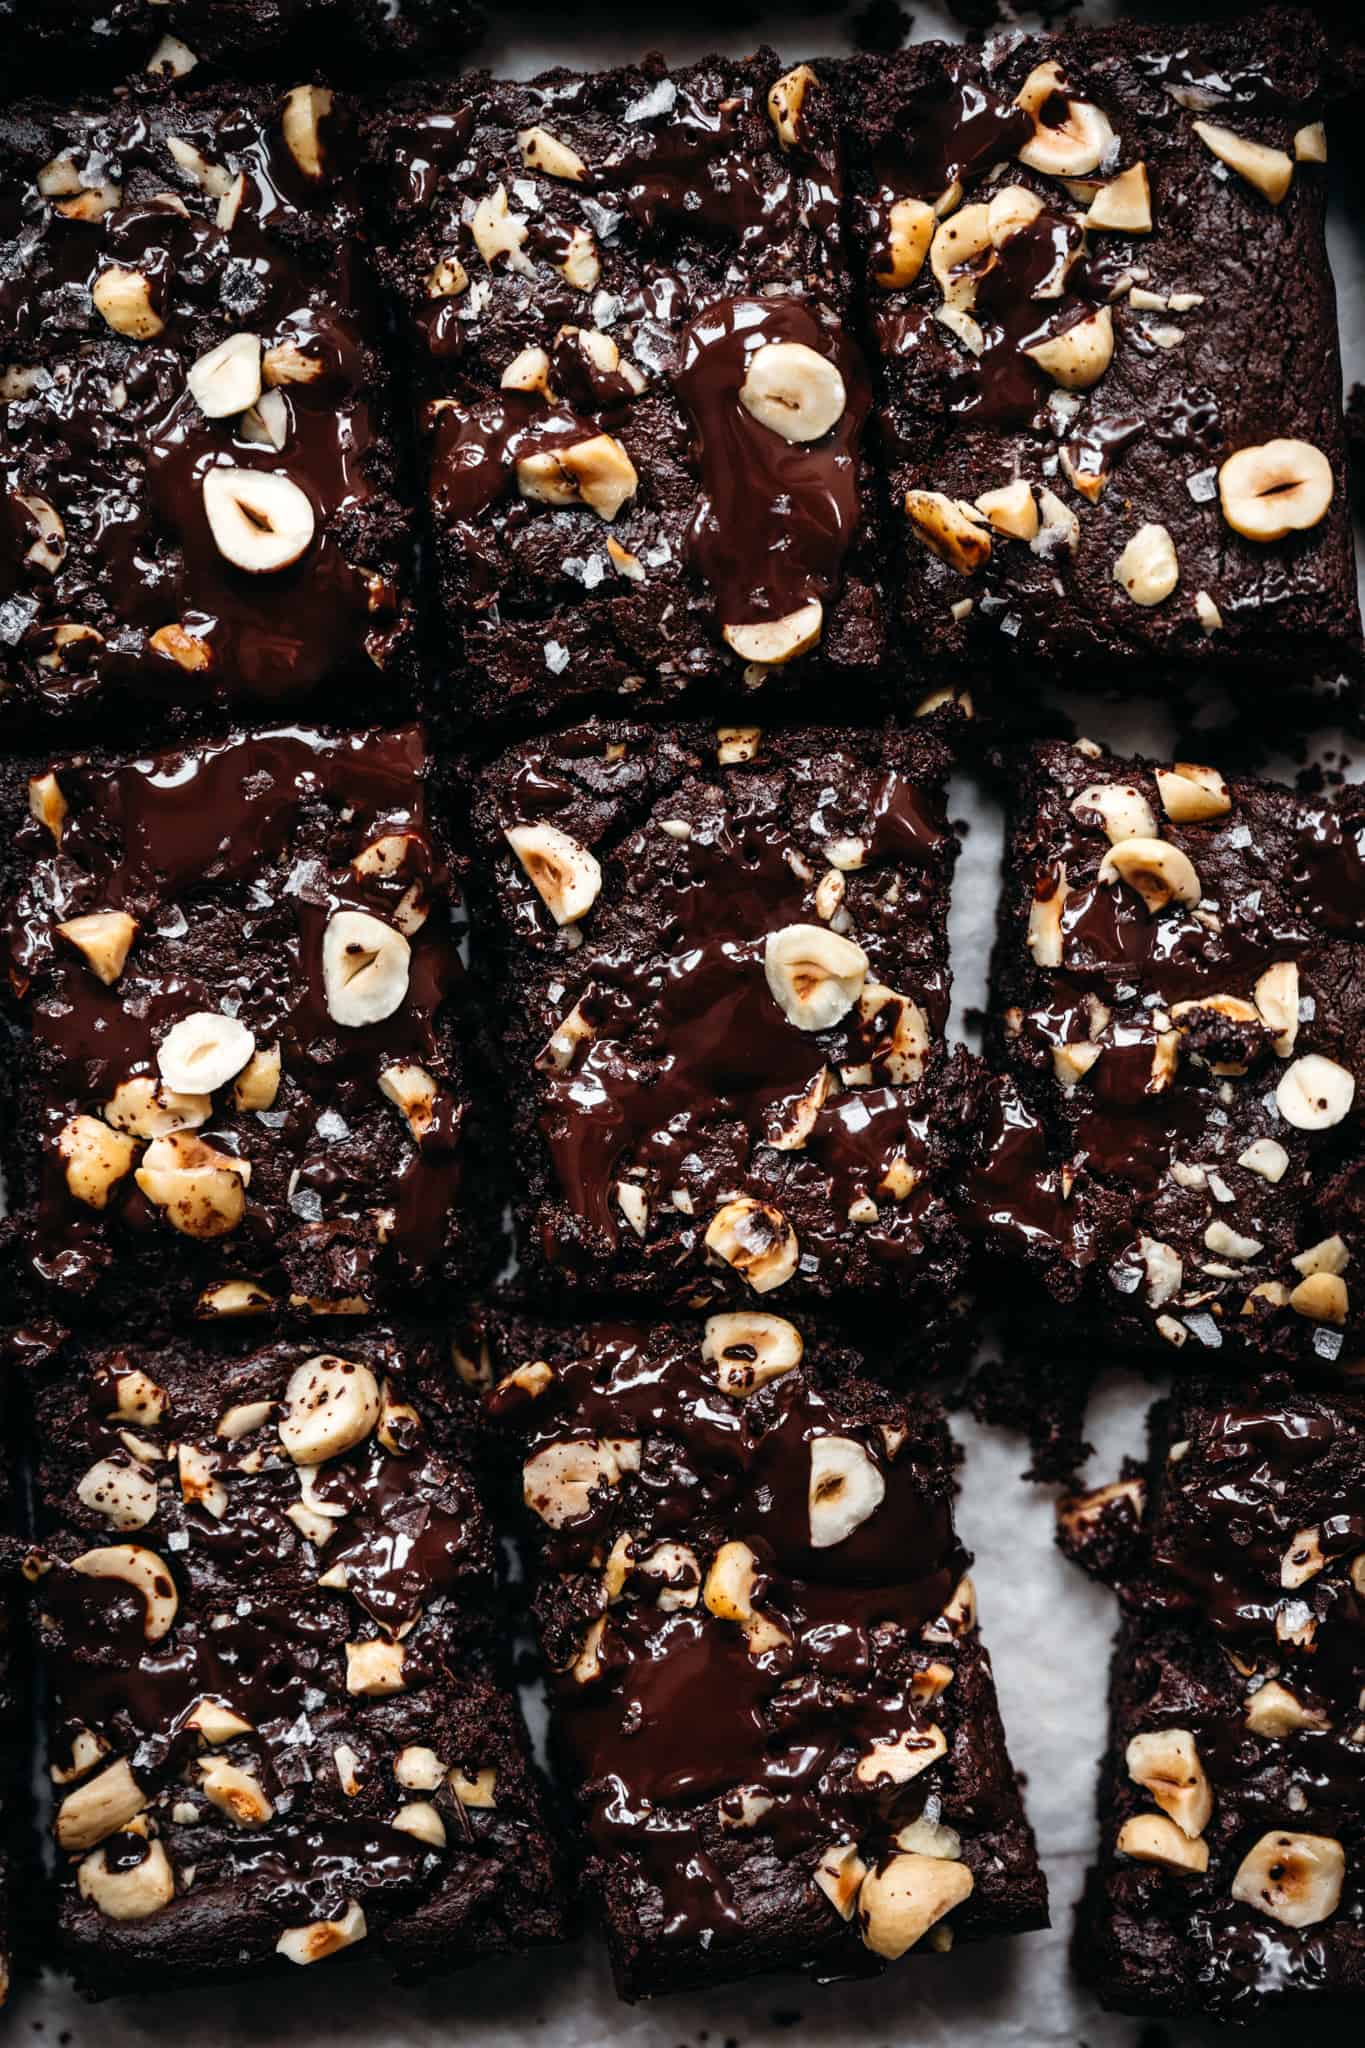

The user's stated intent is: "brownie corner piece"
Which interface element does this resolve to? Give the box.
[480,1309,1046,1999]
[0,723,489,1323]
[1079,1375,1365,2018]
[25,1324,565,1996]
[370,51,888,732]
[472,714,973,1335]
[0,80,415,741]
[977,734,1365,1370]
[839,16,1360,702]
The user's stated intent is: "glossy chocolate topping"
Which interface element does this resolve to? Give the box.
[489,1319,999,1974]
[5,724,469,1311]
[0,86,409,723]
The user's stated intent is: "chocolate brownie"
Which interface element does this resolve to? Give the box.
[476,1308,1047,2000]
[369,53,888,733]
[2,1,481,90]
[1075,1378,1365,2018]
[469,715,974,1342]
[0,723,488,1323]
[13,1323,563,1997]
[971,736,1365,1371]
[0,80,414,740]
[839,14,1362,703]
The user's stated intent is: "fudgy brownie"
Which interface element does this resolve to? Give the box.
[2,1,480,89]
[0,80,413,739]
[1073,1377,1365,2018]
[13,1323,564,1996]
[469,715,974,1341]
[475,1308,1047,1999]
[839,15,1362,701]
[0,723,487,1322]
[973,736,1364,1371]
[369,53,889,733]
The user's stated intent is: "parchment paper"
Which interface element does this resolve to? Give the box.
[17,7,1363,2042]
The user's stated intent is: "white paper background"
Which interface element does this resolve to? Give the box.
[19,6,1364,2041]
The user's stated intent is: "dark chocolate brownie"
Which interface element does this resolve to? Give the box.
[0,723,488,1323]
[475,1308,1047,1999]
[971,736,1365,1371]
[1075,1378,1365,2018]
[12,1323,563,1996]
[369,53,889,733]
[0,80,414,740]
[838,15,1362,702]
[1,1,481,95]
[469,715,975,1341]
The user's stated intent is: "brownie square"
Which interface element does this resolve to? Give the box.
[839,14,1361,701]
[1075,1377,1365,2018]
[0,80,414,741]
[469,714,974,1342]
[0,723,489,1323]
[17,1323,564,1997]
[3,1,480,89]
[973,735,1365,1371]
[476,1308,1047,2000]
[369,53,889,733]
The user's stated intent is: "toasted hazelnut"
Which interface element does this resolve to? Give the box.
[809,1436,885,1548]
[1116,1813,1209,1873]
[426,255,469,299]
[1293,1235,1349,1280]
[815,1840,867,1920]
[56,1758,147,1852]
[379,1062,438,1141]
[58,1115,136,1210]
[51,1726,111,1786]
[113,1370,168,1425]
[72,1545,178,1641]
[276,1900,367,1965]
[1231,1831,1343,1927]
[57,183,123,222]
[701,1311,804,1394]
[704,1198,799,1294]
[15,491,65,574]
[740,341,846,445]
[92,267,164,341]
[149,622,212,671]
[166,134,233,197]
[1245,1679,1329,1737]
[1218,439,1333,542]
[28,772,67,843]
[764,923,868,1032]
[1238,1137,1289,1183]
[321,910,411,1026]
[1289,1271,1348,1325]
[523,1438,625,1528]
[147,32,197,75]
[929,204,992,310]
[504,821,602,927]
[1113,523,1179,606]
[1276,1054,1355,1132]
[183,1700,253,1749]
[859,1852,974,1960]
[1014,60,1114,176]
[722,599,824,666]
[187,333,262,419]
[262,341,324,388]
[392,1800,445,1848]
[860,982,930,1085]
[1098,837,1201,914]
[1025,306,1114,390]
[702,1541,788,1656]
[986,184,1044,248]
[1281,1524,1327,1589]
[1086,162,1152,232]
[1295,122,1328,163]
[501,346,553,397]
[77,1458,159,1532]
[158,1011,255,1096]
[1155,761,1231,823]
[1071,782,1158,844]
[1027,867,1069,967]
[973,478,1038,542]
[1253,961,1300,1057]
[345,1640,406,1697]
[57,911,138,987]
[104,1077,210,1139]
[202,467,315,574]
[768,64,817,149]
[904,490,991,574]
[471,190,526,269]
[233,1042,281,1112]
[516,433,637,521]
[200,1761,272,1827]
[1126,1729,1212,1837]
[855,1723,946,1787]
[394,1746,446,1791]
[281,85,333,180]
[78,1834,175,1922]
[1192,120,1293,205]
[874,197,935,289]
[279,1357,380,1465]
[136,1132,247,1238]
[517,125,587,181]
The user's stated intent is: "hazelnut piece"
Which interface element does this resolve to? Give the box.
[187,333,262,419]
[136,1133,248,1237]
[278,1357,381,1465]
[471,185,533,273]
[809,1435,886,1548]
[874,198,935,289]
[1015,61,1115,176]
[276,1901,367,1965]
[57,911,138,986]
[200,1761,273,1827]
[505,822,602,925]
[1288,1272,1348,1325]
[704,1198,799,1294]
[975,478,1038,541]
[1192,120,1293,205]
[1230,1831,1344,1928]
[722,599,824,666]
[1070,782,1158,844]
[322,910,411,1026]
[91,268,164,341]
[1245,1681,1329,1737]
[281,85,333,180]
[768,65,817,150]
[345,1640,406,1696]
[701,1311,804,1394]
[1098,837,1201,914]
[1116,1813,1209,1873]
[814,1840,867,1920]
[58,1115,136,1209]
[522,1438,625,1528]
[72,1545,178,1641]
[1254,961,1300,1057]
[1275,1054,1355,1132]
[904,490,991,574]
[1086,162,1152,232]
[28,772,66,843]
[740,341,846,444]
[77,1459,159,1532]
[1155,762,1231,823]
[233,1043,281,1111]
[859,1852,974,1959]
[1113,523,1179,606]
[1125,1728,1212,1837]
[104,1077,209,1139]
[78,1834,175,1921]
[1024,306,1114,390]
[764,922,868,1032]
[202,467,315,573]
[56,1758,147,1851]
[1218,440,1333,542]
[516,126,587,182]
[158,1011,255,1096]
